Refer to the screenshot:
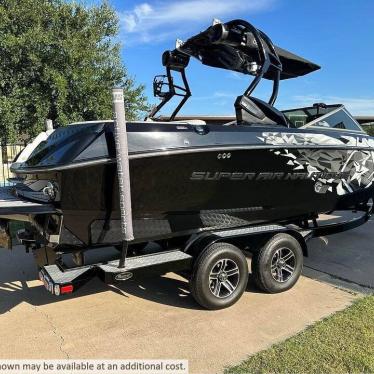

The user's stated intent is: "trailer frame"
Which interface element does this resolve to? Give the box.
[36,203,372,299]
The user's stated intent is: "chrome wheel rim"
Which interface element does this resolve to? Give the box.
[271,247,296,283]
[209,259,240,298]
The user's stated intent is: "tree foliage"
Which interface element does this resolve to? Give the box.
[364,125,374,136]
[0,0,148,142]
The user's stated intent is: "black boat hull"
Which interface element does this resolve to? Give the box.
[9,121,374,249]
[41,147,374,247]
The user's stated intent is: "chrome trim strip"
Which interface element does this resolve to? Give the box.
[14,158,113,174]
[129,143,374,159]
[13,142,374,173]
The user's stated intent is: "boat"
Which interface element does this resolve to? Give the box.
[1,19,374,260]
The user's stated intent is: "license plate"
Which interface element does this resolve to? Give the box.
[39,270,54,294]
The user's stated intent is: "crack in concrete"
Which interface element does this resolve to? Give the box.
[26,287,71,360]
[10,263,71,359]
[30,304,71,359]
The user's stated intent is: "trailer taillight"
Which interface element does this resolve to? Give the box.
[54,284,74,295]
[60,285,74,294]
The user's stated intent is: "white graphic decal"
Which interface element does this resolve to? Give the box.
[259,132,374,195]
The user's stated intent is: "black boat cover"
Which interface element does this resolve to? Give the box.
[177,21,320,80]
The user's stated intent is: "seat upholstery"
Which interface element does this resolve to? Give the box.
[235,96,289,127]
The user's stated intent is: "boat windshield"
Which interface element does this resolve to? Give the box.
[283,105,364,133]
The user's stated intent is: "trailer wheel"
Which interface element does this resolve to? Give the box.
[190,242,248,310]
[251,233,303,293]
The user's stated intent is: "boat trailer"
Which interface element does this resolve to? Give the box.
[36,203,371,297]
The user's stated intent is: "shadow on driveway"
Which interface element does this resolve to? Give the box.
[0,245,269,314]
[304,213,374,291]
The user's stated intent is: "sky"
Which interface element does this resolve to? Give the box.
[108,0,374,116]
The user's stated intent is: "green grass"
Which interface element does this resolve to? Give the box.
[226,295,374,374]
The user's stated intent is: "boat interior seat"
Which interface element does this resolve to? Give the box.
[235,95,289,127]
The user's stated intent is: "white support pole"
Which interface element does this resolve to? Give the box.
[112,88,134,268]
[45,119,53,131]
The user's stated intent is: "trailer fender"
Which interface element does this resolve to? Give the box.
[284,230,309,257]
[185,227,309,259]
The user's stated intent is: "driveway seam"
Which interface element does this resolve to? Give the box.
[303,265,373,295]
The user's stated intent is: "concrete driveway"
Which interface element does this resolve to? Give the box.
[0,242,358,374]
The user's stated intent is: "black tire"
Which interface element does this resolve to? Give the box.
[251,233,303,293]
[190,242,248,310]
